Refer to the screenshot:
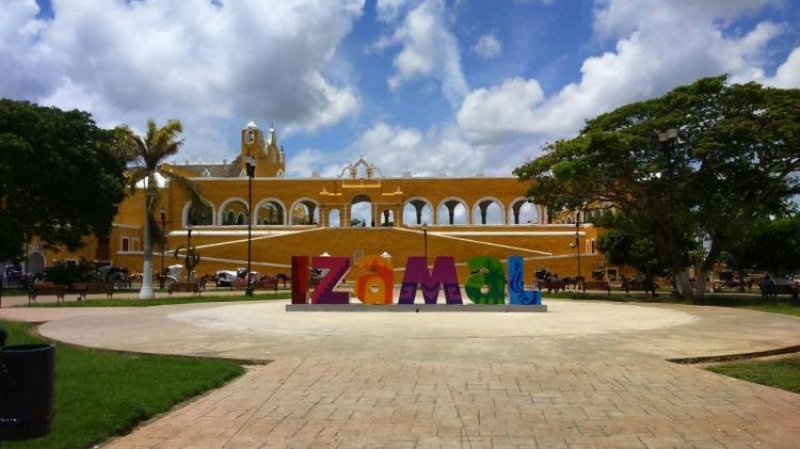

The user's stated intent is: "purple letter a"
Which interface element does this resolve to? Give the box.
[398,256,463,305]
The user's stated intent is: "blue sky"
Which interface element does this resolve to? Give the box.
[4,0,800,178]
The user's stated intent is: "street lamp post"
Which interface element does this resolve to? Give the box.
[423,223,428,263]
[575,212,583,291]
[160,213,170,289]
[186,225,193,282]
[658,128,679,298]
[245,156,256,297]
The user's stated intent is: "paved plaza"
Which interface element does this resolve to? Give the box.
[1,298,799,448]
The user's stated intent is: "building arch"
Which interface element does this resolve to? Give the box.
[218,197,249,225]
[437,197,469,225]
[402,197,434,226]
[350,194,373,227]
[289,197,319,225]
[508,197,539,225]
[182,200,215,227]
[254,198,286,226]
[328,208,341,227]
[472,196,505,225]
[26,251,46,274]
[379,208,395,227]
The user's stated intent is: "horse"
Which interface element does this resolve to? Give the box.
[127,273,144,287]
[276,273,290,288]
[197,273,216,289]
[560,276,583,291]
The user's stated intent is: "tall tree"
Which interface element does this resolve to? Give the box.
[0,99,127,261]
[727,215,800,277]
[514,76,800,298]
[124,119,207,299]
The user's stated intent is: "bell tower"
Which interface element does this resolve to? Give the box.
[239,121,286,177]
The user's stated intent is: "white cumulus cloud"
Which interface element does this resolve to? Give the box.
[1,0,365,160]
[457,0,791,143]
[762,47,800,88]
[471,34,502,59]
[377,0,468,108]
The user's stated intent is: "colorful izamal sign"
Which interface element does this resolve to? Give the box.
[290,255,543,306]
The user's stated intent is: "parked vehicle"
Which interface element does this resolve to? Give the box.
[215,270,238,287]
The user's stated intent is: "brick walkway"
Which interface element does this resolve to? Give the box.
[2,299,799,448]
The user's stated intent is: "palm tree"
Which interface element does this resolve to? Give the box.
[124,119,207,299]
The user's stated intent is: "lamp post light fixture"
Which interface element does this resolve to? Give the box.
[245,156,256,297]
[186,224,193,282]
[160,213,170,289]
[658,128,680,298]
[575,212,583,291]
[423,222,428,263]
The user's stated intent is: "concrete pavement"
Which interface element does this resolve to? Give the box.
[1,298,799,448]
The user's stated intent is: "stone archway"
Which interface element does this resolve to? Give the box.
[402,197,433,226]
[351,194,373,227]
[290,198,319,225]
[509,197,539,225]
[27,251,45,274]
[472,197,505,225]
[437,197,468,225]
[255,199,286,225]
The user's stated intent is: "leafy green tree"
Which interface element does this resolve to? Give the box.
[728,215,800,276]
[515,76,800,298]
[44,259,95,288]
[123,119,208,299]
[0,99,127,261]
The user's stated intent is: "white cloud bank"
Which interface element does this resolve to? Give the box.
[0,0,365,158]
[457,0,799,144]
[375,0,468,108]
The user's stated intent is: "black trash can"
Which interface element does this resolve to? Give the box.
[0,344,55,441]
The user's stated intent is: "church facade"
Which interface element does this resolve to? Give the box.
[28,122,613,284]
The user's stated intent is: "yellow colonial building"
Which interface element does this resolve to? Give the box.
[28,122,615,284]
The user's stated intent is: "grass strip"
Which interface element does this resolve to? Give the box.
[26,292,290,307]
[0,319,246,449]
[545,291,800,317]
[706,356,800,394]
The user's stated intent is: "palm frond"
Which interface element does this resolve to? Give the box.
[125,167,150,194]
[160,169,210,208]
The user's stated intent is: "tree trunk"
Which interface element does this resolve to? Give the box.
[139,181,155,299]
[695,238,723,300]
[695,270,708,299]
[675,270,693,298]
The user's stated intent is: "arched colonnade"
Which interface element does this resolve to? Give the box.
[182,195,549,228]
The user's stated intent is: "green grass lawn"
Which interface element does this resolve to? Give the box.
[0,319,246,449]
[707,356,800,394]
[746,303,800,317]
[26,291,290,307]
[545,290,800,317]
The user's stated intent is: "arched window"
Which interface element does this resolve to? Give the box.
[186,202,213,226]
[328,209,341,227]
[402,198,433,226]
[351,194,372,227]
[256,200,285,225]
[509,199,539,225]
[472,198,504,225]
[437,198,468,225]
[290,199,319,225]
[219,199,249,226]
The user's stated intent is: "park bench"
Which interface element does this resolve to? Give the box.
[762,284,799,300]
[583,281,611,293]
[71,282,115,301]
[28,283,67,304]
[168,281,202,297]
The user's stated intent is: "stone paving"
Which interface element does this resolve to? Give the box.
[2,299,799,448]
